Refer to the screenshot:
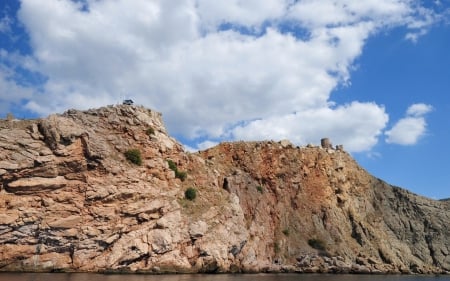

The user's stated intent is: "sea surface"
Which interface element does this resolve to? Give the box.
[0,274,447,281]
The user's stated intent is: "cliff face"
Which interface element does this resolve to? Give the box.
[0,105,449,274]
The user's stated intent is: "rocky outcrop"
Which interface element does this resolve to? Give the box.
[0,105,449,274]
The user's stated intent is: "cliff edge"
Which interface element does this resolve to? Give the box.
[0,105,449,274]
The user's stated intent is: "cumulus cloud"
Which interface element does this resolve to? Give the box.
[232,102,389,152]
[0,72,33,116]
[0,0,442,151]
[406,103,433,116]
[0,50,35,115]
[196,0,286,29]
[385,103,433,145]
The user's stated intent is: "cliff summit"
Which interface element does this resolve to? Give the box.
[0,105,449,274]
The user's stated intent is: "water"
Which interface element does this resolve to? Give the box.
[0,274,447,281]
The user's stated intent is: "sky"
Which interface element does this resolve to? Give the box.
[0,0,449,199]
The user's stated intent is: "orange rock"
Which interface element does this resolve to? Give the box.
[0,105,448,274]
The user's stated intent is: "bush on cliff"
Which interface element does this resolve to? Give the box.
[167,159,187,181]
[308,238,326,251]
[176,170,187,181]
[146,127,155,136]
[256,185,264,193]
[185,187,197,201]
[124,149,142,165]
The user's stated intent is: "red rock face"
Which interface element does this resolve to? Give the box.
[0,105,449,274]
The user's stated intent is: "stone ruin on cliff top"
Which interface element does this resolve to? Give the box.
[320,137,344,151]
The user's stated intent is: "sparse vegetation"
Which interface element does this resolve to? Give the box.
[167,159,178,172]
[282,228,290,236]
[274,241,281,253]
[256,185,263,193]
[167,159,187,181]
[176,170,187,181]
[124,149,142,165]
[185,187,197,201]
[146,127,155,136]
[308,238,326,251]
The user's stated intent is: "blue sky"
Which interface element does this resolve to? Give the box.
[0,0,449,199]
[334,24,450,199]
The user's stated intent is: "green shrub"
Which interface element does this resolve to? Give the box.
[308,238,326,251]
[167,159,187,181]
[282,228,290,236]
[124,149,142,165]
[167,159,177,171]
[274,242,281,253]
[185,187,197,201]
[256,185,263,193]
[146,127,155,136]
[176,170,187,181]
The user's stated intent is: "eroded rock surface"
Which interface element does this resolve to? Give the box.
[0,105,449,274]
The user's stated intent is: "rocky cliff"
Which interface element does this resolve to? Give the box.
[0,105,449,274]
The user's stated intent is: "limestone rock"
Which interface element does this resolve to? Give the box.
[149,229,173,254]
[6,176,71,193]
[45,215,82,229]
[189,221,208,239]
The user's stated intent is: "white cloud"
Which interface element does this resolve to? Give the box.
[1,0,442,151]
[385,103,433,145]
[404,5,439,42]
[232,102,389,152]
[0,50,36,115]
[0,67,34,115]
[406,103,433,116]
[197,140,220,151]
[385,117,427,145]
[286,0,410,28]
[196,0,286,29]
